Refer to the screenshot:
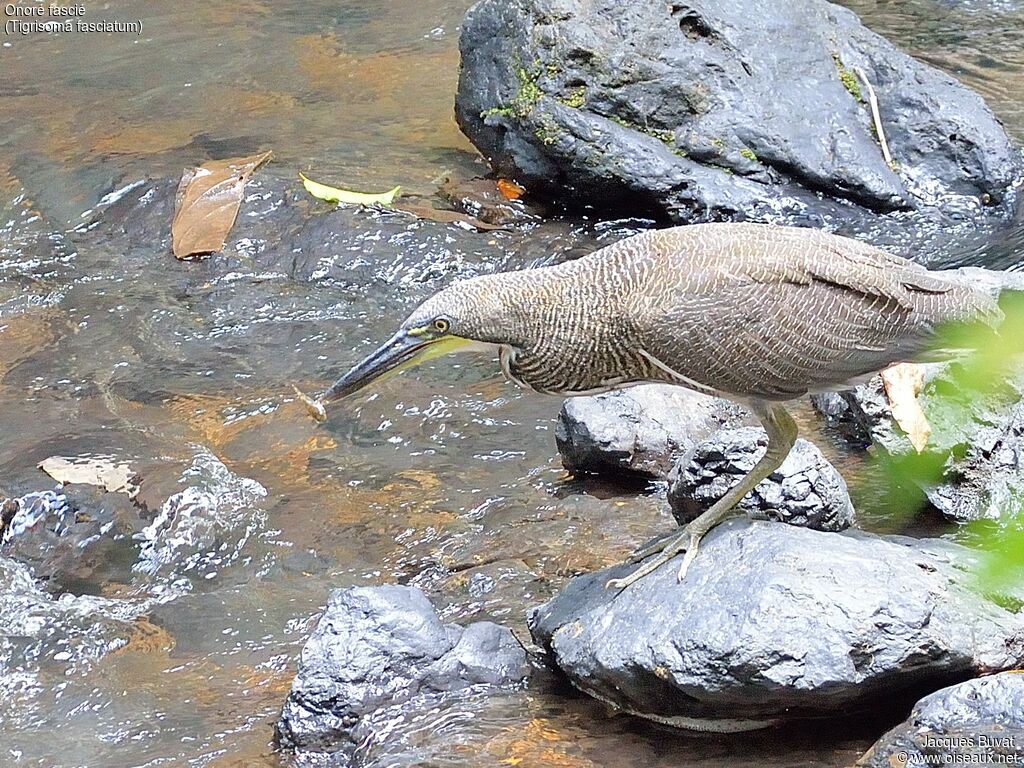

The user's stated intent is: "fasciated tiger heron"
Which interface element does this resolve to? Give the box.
[302,223,1000,589]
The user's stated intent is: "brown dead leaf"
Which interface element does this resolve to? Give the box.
[496,178,525,200]
[172,151,272,259]
[880,363,931,453]
[38,455,138,495]
[393,200,508,231]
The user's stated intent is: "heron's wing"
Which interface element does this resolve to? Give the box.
[637,281,917,399]
[636,226,995,399]
[672,224,958,307]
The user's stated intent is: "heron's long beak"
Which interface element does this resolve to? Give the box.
[319,330,429,404]
[294,331,483,423]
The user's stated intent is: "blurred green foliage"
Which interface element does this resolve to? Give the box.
[866,290,1024,596]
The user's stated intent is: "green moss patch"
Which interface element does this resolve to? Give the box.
[480,64,544,120]
[832,53,863,102]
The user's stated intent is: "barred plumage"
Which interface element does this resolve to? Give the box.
[319,222,1001,589]
[408,222,999,399]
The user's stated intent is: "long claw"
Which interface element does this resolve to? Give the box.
[676,535,700,582]
[606,524,712,590]
[605,555,669,590]
[604,530,693,590]
[625,533,675,564]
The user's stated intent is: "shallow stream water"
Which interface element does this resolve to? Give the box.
[0,1,1022,766]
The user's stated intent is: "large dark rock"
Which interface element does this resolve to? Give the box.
[555,385,748,479]
[668,427,854,531]
[276,585,528,762]
[455,0,1021,225]
[859,672,1024,767]
[529,519,1024,731]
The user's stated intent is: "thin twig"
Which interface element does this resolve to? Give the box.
[853,65,894,167]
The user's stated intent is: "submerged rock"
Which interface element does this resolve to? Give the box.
[132,447,268,582]
[555,385,747,479]
[0,553,148,720]
[455,0,1021,225]
[438,175,533,226]
[0,486,144,593]
[277,585,528,762]
[859,672,1024,767]
[668,427,854,531]
[529,520,1024,731]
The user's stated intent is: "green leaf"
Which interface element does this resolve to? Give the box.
[864,293,1024,595]
[299,172,401,206]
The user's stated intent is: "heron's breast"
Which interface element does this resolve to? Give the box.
[499,338,662,395]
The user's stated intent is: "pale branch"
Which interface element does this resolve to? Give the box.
[853,65,894,168]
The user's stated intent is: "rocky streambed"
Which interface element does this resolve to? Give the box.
[1,0,1023,766]
[271,0,1024,763]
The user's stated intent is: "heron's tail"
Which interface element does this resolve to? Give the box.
[918,267,1024,363]
[935,266,1024,302]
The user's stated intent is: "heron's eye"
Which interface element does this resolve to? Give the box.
[432,317,450,334]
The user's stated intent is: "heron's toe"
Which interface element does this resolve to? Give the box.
[676,537,701,582]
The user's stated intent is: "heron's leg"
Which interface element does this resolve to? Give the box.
[606,401,798,590]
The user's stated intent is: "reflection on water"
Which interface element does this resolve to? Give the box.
[0,0,479,223]
[0,0,1021,766]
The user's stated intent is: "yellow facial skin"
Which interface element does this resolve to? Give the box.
[373,334,482,382]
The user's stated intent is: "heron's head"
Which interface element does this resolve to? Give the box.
[318,274,522,405]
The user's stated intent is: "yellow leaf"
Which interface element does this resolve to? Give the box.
[299,172,401,206]
[880,363,931,453]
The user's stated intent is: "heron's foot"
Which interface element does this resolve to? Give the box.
[605,526,702,590]
[607,401,798,592]
[624,529,680,564]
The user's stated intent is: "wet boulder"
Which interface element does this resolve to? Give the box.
[276,585,528,762]
[858,673,1024,768]
[668,427,854,531]
[529,520,1024,731]
[455,0,1021,225]
[0,486,144,594]
[555,385,748,479]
